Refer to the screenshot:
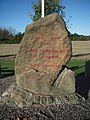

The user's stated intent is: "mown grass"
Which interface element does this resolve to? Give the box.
[66,59,85,75]
[0,59,15,76]
[0,58,85,76]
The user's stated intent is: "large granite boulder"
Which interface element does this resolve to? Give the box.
[15,13,72,95]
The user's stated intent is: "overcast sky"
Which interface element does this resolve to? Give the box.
[0,0,90,35]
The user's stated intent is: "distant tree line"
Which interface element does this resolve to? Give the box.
[70,33,90,41]
[0,27,24,44]
[0,27,90,44]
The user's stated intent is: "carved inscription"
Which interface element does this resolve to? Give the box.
[22,30,68,69]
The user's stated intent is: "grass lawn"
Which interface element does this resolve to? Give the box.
[0,58,85,76]
[66,59,85,75]
[0,59,15,76]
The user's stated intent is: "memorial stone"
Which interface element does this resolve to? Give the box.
[1,14,85,108]
[15,13,72,95]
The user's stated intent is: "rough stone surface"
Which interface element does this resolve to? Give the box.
[15,13,72,95]
[0,83,84,108]
[50,67,76,95]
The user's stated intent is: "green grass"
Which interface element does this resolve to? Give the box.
[0,59,15,76]
[0,58,85,76]
[66,59,85,75]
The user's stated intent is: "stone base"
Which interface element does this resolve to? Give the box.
[0,83,85,108]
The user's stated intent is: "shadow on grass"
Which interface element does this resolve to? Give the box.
[0,67,15,78]
[67,65,90,99]
[69,65,85,71]
[0,54,16,58]
[72,53,90,57]
[75,72,90,99]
